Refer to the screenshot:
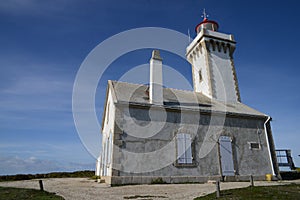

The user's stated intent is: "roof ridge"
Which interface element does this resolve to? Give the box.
[111,80,147,87]
[164,86,196,94]
[111,80,198,94]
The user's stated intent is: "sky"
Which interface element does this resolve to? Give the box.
[0,0,300,175]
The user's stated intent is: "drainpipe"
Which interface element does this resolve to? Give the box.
[264,116,275,175]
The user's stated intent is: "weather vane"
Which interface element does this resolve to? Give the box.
[201,8,209,19]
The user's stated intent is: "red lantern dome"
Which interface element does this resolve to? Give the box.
[195,9,219,34]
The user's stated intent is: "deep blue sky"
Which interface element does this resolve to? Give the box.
[1,0,299,175]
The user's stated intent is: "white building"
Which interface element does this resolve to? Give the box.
[96,14,280,185]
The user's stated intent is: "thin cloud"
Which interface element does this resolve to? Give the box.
[0,141,96,175]
[0,68,73,113]
[0,155,61,175]
[0,155,94,175]
[2,76,71,95]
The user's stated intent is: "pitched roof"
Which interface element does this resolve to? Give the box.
[109,80,267,118]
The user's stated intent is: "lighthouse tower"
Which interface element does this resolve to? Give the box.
[186,10,241,103]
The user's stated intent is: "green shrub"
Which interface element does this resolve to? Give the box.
[151,177,166,184]
[91,175,101,180]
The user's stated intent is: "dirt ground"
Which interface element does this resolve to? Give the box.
[0,178,299,200]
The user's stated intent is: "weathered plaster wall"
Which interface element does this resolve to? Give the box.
[189,45,211,98]
[112,105,273,180]
[209,48,238,102]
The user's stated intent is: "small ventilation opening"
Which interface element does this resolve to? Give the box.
[249,142,260,150]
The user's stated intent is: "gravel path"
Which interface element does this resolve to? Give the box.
[0,178,299,200]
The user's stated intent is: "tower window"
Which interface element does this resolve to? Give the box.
[199,69,203,82]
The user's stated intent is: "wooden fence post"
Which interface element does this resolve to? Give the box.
[216,180,220,198]
[250,175,254,187]
[39,180,44,191]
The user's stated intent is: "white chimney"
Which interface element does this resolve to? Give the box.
[150,50,163,104]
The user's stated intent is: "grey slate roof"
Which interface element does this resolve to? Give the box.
[110,80,267,118]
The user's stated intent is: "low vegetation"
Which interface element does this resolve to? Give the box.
[150,177,166,184]
[0,186,64,200]
[90,175,101,180]
[0,170,95,182]
[194,183,300,200]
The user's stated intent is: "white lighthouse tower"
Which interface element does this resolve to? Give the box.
[186,10,241,103]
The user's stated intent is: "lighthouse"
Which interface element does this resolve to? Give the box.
[186,10,241,103]
[96,10,280,185]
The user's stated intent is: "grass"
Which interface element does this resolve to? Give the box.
[0,186,64,200]
[194,183,300,199]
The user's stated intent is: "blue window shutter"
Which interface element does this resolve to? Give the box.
[185,134,192,164]
[177,133,185,163]
[177,133,193,164]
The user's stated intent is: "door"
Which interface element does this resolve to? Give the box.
[219,136,235,176]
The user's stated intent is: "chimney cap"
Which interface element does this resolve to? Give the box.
[151,50,162,61]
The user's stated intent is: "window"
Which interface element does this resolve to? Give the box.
[249,142,260,150]
[176,133,193,164]
[199,69,203,82]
